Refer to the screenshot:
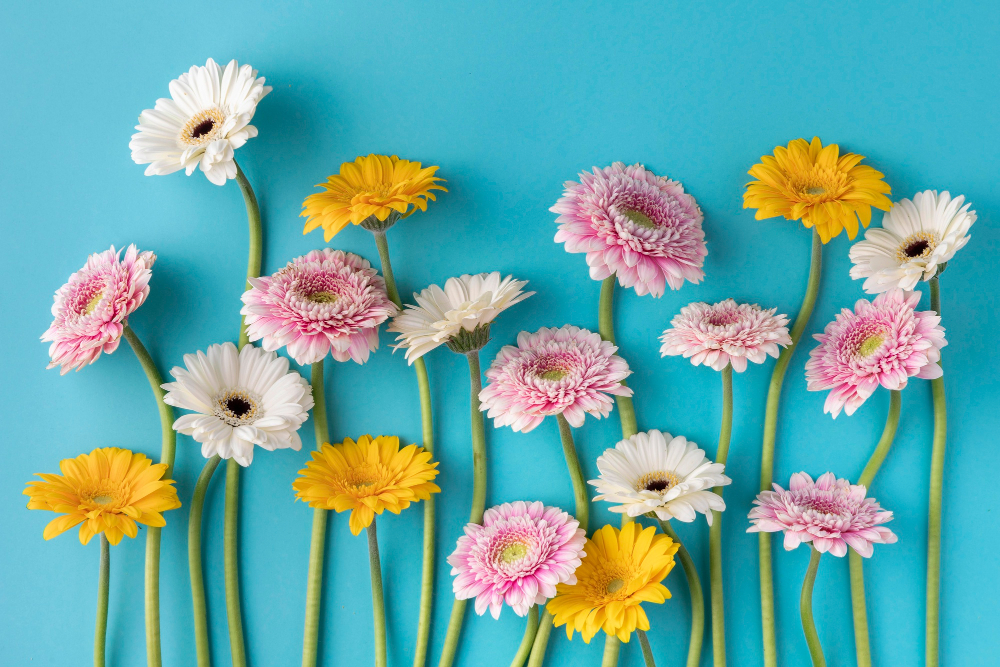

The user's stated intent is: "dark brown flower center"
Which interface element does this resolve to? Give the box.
[904,240,930,257]
[225,397,252,417]
[190,119,215,139]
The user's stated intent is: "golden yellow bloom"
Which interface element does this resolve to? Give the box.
[293,434,440,535]
[301,154,446,241]
[24,447,180,546]
[744,137,892,244]
[546,522,679,643]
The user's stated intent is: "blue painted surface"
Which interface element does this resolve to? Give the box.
[2,1,998,665]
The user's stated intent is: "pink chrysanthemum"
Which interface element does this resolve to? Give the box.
[479,325,633,433]
[551,162,707,297]
[448,501,586,619]
[805,288,946,418]
[42,244,155,374]
[241,249,398,366]
[659,299,791,372]
[747,472,897,558]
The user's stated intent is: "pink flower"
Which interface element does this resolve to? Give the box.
[747,472,897,558]
[42,244,155,374]
[659,299,791,372]
[241,249,398,366]
[448,501,586,618]
[551,162,706,297]
[479,325,633,433]
[805,288,947,418]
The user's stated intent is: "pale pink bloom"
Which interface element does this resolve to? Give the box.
[805,288,946,418]
[747,472,897,558]
[551,162,706,297]
[241,249,397,366]
[448,501,586,619]
[659,299,791,372]
[42,244,155,374]
[479,325,632,433]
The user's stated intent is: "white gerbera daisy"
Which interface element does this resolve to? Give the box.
[849,190,976,293]
[130,58,271,186]
[590,429,731,525]
[161,342,313,466]
[388,272,533,363]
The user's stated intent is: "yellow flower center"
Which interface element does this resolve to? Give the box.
[857,334,885,358]
[501,542,528,564]
[896,231,938,262]
[792,166,848,202]
[622,208,657,230]
[305,290,338,304]
[343,463,384,490]
[180,107,226,146]
[636,471,681,494]
[213,389,261,426]
[91,495,115,505]
[84,290,104,315]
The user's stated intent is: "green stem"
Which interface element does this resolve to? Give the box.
[601,636,621,667]
[926,276,947,667]
[510,606,540,667]
[234,162,262,349]
[759,228,822,667]
[555,414,589,532]
[225,459,247,667]
[95,534,110,667]
[598,276,638,439]
[800,548,826,667]
[302,360,331,667]
[189,455,221,667]
[659,521,704,667]
[368,519,388,667]
[638,630,656,667]
[710,366,733,667]
[373,232,402,306]
[526,612,554,667]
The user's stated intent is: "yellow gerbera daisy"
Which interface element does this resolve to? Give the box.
[546,522,679,643]
[293,434,440,535]
[743,137,892,244]
[301,154,446,241]
[24,447,180,546]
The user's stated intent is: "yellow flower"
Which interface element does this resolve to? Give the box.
[743,137,892,244]
[293,434,440,535]
[24,447,180,546]
[301,154,446,241]
[546,522,679,643]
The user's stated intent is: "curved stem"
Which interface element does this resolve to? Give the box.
[800,548,826,667]
[189,455,221,667]
[760,229,823,666]
[598,277,638,439]
[123,327,177,472]
[225,459,247,667]
[95,534,110,667]
[526,612,554,667]
[510,606,540,667]
[709,366,733,666]
[555,414,589,532]
[368,519,388,667]
[302,360,331,667]
[234,162,262,349]
[926,276,947,667]
[638,630,656,667]
[373,232,402,306]
[659,521,705,667]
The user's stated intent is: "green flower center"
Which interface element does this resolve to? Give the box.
[805,186,827,195]
[606,578,625,594]
[622,208,657,229]
[92,495,114,505]
[305,290,338,304]
[501,542,528,564]
[857,334,885,357]
[538,368,568,381]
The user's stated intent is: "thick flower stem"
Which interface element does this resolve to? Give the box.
[601,637,622,667]
[510,606,540,667]
[526,612,554,667]
[598,277,638,439]
[234,162,262,350]
[926,276,947,667]
[373,232,402,306]
[760,229,823,667]
[555,414,589,532]
[710,366,733,667]
[368,519,388,667]
[225,459,247,667]
[189,455,222,667]
[95,534,110,667]
[302,360,331,667]
[659,520,705,667]
[638,630,657,667]
[800,548,826,667]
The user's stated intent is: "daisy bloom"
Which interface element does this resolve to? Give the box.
[479,325,632,433]
[547,523,678,643]
[301,154,446,241]
[659,299,791,372]
[448,501,586,619]
[42,244,155,374]
[850,190,976,293]
[743,137,892,244]
[130,58,271,185]
[805,289,946,417]
[241,249,397,366]
[389,272,533,363]
[748,472,897,557]
[552,162,706,297]
[293,435,440,535]
[161,342,314,466]
[24,447,180,546]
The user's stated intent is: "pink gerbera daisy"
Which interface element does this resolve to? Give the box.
[479,325,633,433]
[805,288,946,417]
[551,162,707,297]
[448,501,586,619]
[747,472,897,558]
[42,244,155,374]
[659,299,791,372]
[241,249,398,366]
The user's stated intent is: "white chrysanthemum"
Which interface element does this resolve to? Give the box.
[590,430,730,525]
[130,58,271,186]
[161,343,313,466]
[388,272,533,363]
[849,190,976,293]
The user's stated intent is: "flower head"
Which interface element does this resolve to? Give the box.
[744,137,892,244]
[161,343,313,466]
[388,272,533,363]
[293,435,440,535]
[24,447,180,545]
[547,523,678,643]
[130,58,271,185]
[805,289,946,417]
[42,244,155,374]
[850,190,976,293]
[552,162,706,297]
[659,299,791,372]
[748,472,897,557]
[301,154,446,240]
[591,430,730,525]
[448,501,586,619]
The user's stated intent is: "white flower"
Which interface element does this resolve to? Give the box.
[388,272,533,363]
[849,190,976,293]
[130,58,271,186]
[590,430,730,525]
[161,343,313,466]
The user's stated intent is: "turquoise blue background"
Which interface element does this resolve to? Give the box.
[2,1,998,665]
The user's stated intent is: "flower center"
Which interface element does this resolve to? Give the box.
[805,187,827,195]
[803,495,848,515]
[84,290,104,315]
[636,471,681,494]
[896,231,938,262]
[343,464,383,490]
[214,389,262,426]
[92,495,114,505]
[621,208,657,230]
[180,107,226,146]
[707,311,739,326]
[605,578,625,594]
[500,542,528,564]
[305,290,338,304]
[857,334,885,358]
